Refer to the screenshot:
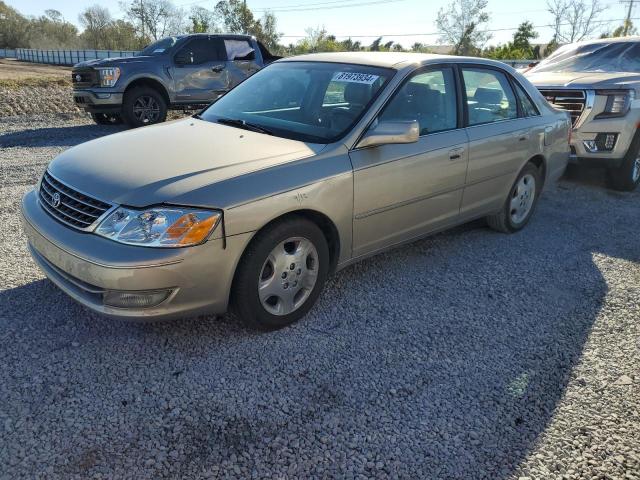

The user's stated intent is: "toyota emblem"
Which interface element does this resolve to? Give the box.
[51,192,61,208]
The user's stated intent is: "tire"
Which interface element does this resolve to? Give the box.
[90,112,122,125]
[608,136,640,192]
[231,216,330,330]
[487,162,542,234]
[122,86,167,128]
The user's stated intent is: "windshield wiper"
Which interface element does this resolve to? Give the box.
[216,117,273,135]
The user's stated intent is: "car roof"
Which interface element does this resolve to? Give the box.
[565,35,640,47]
[279,51,514,71]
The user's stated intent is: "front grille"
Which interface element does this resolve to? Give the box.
[537,89,586,126]
[38,171,112,230]
[71,68,98,88]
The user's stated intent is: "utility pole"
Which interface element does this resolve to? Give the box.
[621,0,635,36]
[243,0,248,34]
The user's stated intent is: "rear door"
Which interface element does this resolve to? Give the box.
[223,38,262,88]
[350,66,469,257]
[171,36,228,103]
[459,66,532,217]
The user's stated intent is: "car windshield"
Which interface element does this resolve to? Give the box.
[198,61,394,143]
[530,41,640,73]
[140,37,178,56]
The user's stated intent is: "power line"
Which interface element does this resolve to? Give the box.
[278,16,640,38]
[253,0,405,12]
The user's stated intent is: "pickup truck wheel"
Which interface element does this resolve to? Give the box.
[609,143,640,191]
[122,86,167,128]
[487,162,541,233]
[231,217,329,330]
[90,113,122,125]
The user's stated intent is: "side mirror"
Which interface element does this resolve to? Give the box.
[174,51,192,66]
[356,120,420,149]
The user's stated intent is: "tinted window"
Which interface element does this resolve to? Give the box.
[199,62,393,143]
[176,37,223,65]
[224,39,255,61]
[462,68,517,125]
[380,67,457,135]
[514,81,539,117]
[141,37,178,56]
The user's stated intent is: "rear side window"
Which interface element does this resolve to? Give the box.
[380,67,457,134]
[225,39,255,61]
[176,37,224,65]
[462,68,518,125]
[514,81,540,117]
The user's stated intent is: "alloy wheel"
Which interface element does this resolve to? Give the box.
[258,237,319,316]
[632,155,640,183]
[510,173,536,224]
[132,96,161,124]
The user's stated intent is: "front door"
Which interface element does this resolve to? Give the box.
[171,36,228,104]
[350,66,469,258]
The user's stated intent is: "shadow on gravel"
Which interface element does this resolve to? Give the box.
[0,124,126,148]
[0,173,638,478]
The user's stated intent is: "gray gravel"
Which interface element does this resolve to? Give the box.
[0,113,639,479]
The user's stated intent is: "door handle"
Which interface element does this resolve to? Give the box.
[448,147,465,160]
[516,129,530,142]
[211,65,225,72]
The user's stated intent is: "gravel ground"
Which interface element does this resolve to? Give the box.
[0,113,639,479]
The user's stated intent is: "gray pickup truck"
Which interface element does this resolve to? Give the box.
[72,34,279,128]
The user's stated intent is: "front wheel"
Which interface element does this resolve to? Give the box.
[487,162,541,233]
[609,147,640,192]
[122,86,167,128]
[231,217,330,329]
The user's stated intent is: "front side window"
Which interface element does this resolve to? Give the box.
[176,37,223,65]
[199,62,394,143]
[514,82,540,117]
[380,67,457,135]
[462,68,517,125]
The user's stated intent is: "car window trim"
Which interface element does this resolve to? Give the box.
[458,63,521,127]
[173,35,225,66]
[510,77,541,117]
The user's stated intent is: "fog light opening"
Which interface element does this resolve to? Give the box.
[103,289,173,309]
[583,133,618,153]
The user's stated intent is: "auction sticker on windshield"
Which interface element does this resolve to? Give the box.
[332,72,380,84]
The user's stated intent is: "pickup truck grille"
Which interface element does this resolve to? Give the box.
[71,68,98,88]
[38,171,112,230]
[537,89,586,126]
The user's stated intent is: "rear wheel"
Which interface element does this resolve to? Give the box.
[122,86,167,128]
[487,162,541,233]
[231,217,329,329]
[90,112,122,125]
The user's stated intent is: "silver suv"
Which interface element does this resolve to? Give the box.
[526,37,640,191]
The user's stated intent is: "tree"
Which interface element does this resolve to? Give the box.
[484,21,540,59]
[79,5,113,49]
[121,0,185,41]
[602,19,638,37]
[188,6,216,33]
[547,0,605,43]
[437,0,491,55]
[258,12,281,51]
[0,1,30,48]
[513,21,538,51]
[29,10,79,48]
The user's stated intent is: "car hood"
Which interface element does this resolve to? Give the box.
[525,70,640,89]
[48,118,325,208]
[74,55,156,68]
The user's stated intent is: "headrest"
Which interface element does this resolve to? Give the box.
[344,82,372,105]
[474,87,503,104]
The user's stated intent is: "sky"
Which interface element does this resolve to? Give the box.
[7,0,637,48]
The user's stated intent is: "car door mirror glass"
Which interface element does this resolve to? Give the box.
[357,120,419,149]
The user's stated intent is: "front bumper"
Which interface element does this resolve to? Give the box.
[73,89,124,113]
[21,190,252,321]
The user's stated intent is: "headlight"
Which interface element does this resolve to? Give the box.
[595,89,634,118]
[96,207,221,247]
[96,67,121,87]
